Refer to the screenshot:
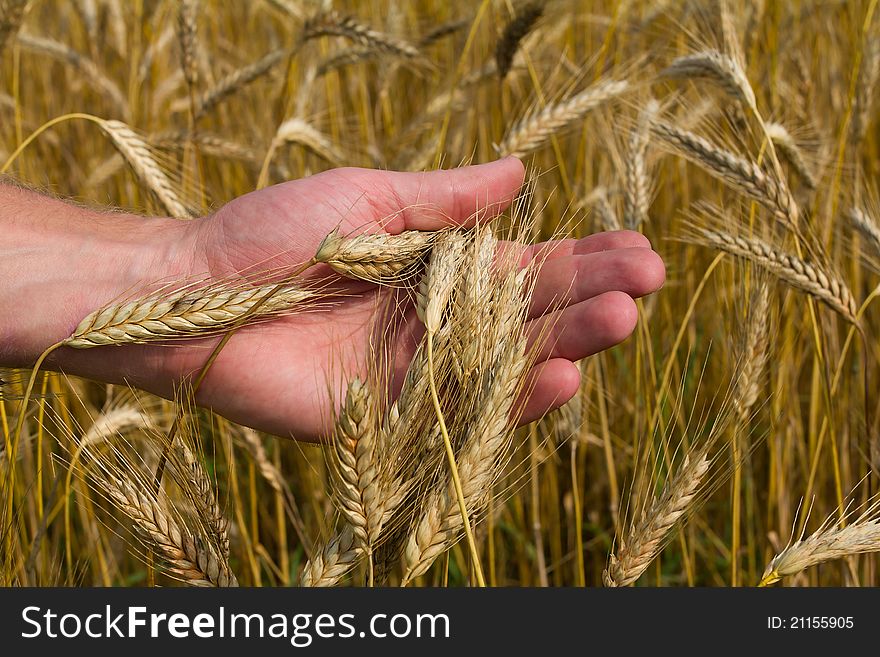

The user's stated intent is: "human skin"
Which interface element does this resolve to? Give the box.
[0,157,665,441]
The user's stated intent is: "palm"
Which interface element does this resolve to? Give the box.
[157,160,665,440]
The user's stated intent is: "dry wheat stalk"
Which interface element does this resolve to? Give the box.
[63,281,316,348]
[660,49,757,111]
[761,498,880,585]
[651,119,799,227]
[495,1,543,80]
[416,231,467,334]
[764,122,816,189]
[96,474,236,586]
[303,10,421,59]
[498,78,630,158]
[95,119,191,217]
[733,282,771,422]
[17,33,128,118]
[604,451,711,586]
[848,206,880,257]
[696,227,859,325]
[624,99,658,230]
[315,228,435,284]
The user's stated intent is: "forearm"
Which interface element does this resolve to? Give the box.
[0,182,194,374]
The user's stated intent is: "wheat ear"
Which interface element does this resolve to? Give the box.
[733,282,771,422]
[604,452,711,586]
[63,281,316,348]
[17,33,128,118]
[0,0,28,54]
[624,99,659,230]
[194,47,289,118]
[761,498,880,585]
[848,206,880,257]
[94,119,191,217]
[660,49,757,111]
[651,119,799,227]
[315,228,435,284]
[303,10,421,59]
[764,122,816,189]
[96,474,236,586]
[695,227,859,325]
[498,78,630,158]
[495,1,543,80]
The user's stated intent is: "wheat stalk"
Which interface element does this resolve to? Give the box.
[63,281,317,348]
[695,227,859,325]
[498,78,630,158]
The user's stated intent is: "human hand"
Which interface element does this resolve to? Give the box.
[23,158,664,440]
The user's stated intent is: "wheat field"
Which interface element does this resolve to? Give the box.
[2,0,880,587]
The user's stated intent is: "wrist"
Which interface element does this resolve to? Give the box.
[0,186,197,368]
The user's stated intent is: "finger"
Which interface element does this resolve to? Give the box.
[516,358,581,425]
[527,291,638,363]
[517,230,652,266]
[528,247,665,318]
[378,157,526,232]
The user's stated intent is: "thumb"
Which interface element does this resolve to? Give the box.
[379,157,525,233]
